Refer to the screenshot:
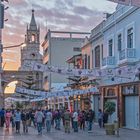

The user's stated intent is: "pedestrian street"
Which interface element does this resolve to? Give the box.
[0,124,140,140]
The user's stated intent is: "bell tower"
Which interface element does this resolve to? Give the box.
[20,9,43,90]
[21,9,42,66]
[26,9,40,45]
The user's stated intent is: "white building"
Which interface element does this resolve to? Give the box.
[81,4,140,129]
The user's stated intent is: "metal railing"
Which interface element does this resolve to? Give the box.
[102,56,115,66]
[119,48,136,60]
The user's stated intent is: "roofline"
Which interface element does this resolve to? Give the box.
[49,30,90,35]
[66,54,82,63]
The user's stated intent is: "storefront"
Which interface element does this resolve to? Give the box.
[69,94,92,112]
[121,83,140,129]
[101,86,119,123]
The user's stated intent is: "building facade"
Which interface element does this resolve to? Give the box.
[81,37,101,121]
[79,4,140,129]
[42,30,90,109]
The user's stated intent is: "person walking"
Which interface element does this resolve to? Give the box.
[79,111,85,130]
[21,110,30,133]
[35,109,44,135]
[103,110,108,127]
[30,110,36,128]
[11,110,15,129]
[72,110,78,132]
[55,110,61,130]
[45,109,52,132]
[5,110,12,130]
[87,109,95,132]
[15,109,21,133]
[64,109,71,133]
[0,108,5,127]
[98,109,103,128]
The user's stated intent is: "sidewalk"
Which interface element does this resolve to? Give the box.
[0,124,140,140]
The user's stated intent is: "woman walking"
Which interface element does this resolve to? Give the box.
[5,110,12,130]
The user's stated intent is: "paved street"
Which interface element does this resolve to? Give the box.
[0,124,140,140]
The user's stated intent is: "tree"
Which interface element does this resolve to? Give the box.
[104,101,116,115]
[15,101,23,109]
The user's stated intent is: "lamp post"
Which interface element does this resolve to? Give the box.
[0,0,4,108]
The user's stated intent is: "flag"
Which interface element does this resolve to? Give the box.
[107,0,130,5]
[131,0,140,7]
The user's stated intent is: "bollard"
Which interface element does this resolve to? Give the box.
[114,120,119,137]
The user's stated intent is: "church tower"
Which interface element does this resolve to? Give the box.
[20,10,43,90]
[21,9,42,66]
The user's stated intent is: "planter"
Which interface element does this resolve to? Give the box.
[104,123,115,135]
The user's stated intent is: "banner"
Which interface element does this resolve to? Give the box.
[5,97,29,102]
[15,86,99,99]
[23,61,138,80]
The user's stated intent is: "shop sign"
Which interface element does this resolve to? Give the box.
[122,85,138,95]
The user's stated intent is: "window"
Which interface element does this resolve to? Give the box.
[82,57,85,69]
[32,34,35,42]
[92,50,94,68]
[108,39,113,56]
[85,54,87,69]
[88,55,90,69]
[95,46,100,68]
[127,28,133,48]
[101,44,103,59]
[118,34,122,51]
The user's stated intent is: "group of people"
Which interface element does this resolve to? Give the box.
[0,108,108,135]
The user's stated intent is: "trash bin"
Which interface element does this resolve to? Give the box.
[104,123,115,135]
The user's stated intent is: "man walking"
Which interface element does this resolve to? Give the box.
[0,108,5,127]
[98,109,103,128]
[45,109,52,132]
[72,110,78,132]
[35,109,44,135]
[15,109,21,133]
[64,109,71,133]
[21,110,30,133]
[87,109,94,132]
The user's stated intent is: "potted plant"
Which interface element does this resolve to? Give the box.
[104,101,116,135]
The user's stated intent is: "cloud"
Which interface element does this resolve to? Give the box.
[2,0,116,70]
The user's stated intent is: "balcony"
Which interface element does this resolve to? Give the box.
[102,56,115,67]
[119,48,136,61]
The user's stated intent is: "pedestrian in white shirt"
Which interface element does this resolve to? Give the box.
[72,110,78,132]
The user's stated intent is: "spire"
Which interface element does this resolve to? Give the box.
[29,9,37,30]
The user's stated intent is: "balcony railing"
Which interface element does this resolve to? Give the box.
[102,56,115,67]
[119,48,136,61]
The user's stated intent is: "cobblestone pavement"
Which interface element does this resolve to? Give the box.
[0,124,140,140]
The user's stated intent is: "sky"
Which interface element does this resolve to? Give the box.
[2,0,117,70]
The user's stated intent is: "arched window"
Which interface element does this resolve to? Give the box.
[31,34,36,42]
[95,45,100,68]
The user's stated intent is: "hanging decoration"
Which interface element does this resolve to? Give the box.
[22,61,139,80]
[15,86,99,99]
